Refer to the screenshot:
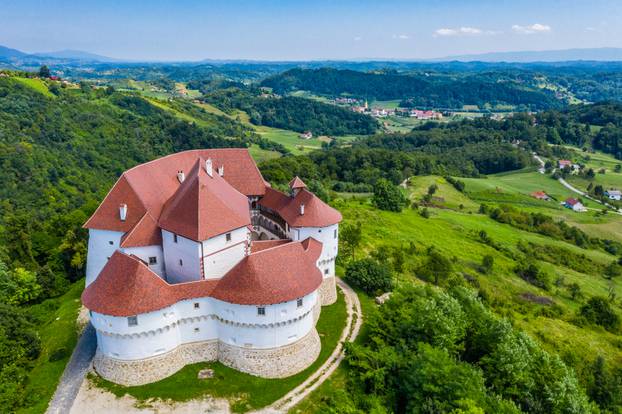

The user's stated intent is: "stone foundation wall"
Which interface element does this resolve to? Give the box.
[319,276,337,305]
[218,328,320,378]
[94,329,321,385]
[93,340,218,386]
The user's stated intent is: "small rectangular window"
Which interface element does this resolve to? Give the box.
[297,298,303,308]
[226,232,232,242]
[324,268,329,275]
[108,240,114,245]
[127,316,138,327]
[149,256,157,265]
[257,307,266,316]
[194,327,200,332]
[194,302,200,309]
[173,234,178,243]
[179,259,183,266]
[334,229,337,239]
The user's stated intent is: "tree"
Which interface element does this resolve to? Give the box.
[587,355,622,411]
[567,282,583,300]
[340,222,362,261]
[344,258,393,295]
[420,248,453,285]
[481,255,494,274]
[580,296,620,332]
[372,178,407,212]
[428,184,438,195]
[604,261,621,280]
[38,65,50,78]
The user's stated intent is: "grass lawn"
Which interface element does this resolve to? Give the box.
[90,290,348,413]
[13,77,54,98]
[19,281,84,414]
[248,144,281,163]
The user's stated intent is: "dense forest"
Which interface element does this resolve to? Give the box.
[202,87,378,135]
[261,68,562,110]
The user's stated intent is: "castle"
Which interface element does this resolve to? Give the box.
[81,149,341,386]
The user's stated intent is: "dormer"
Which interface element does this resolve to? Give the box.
[289,176,307,197]
[119,204,128,221]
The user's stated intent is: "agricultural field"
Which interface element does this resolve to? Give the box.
[12,76,54,97]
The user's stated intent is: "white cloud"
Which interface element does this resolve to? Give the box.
[353,36,362,41]
[433,27,497,37]
[392,34,410,40]
[511,23,551,34]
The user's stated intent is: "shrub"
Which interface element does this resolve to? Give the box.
[514,261,551,290]
[344,258,393,295]
[372,178,407,212]
[580,296,620,332]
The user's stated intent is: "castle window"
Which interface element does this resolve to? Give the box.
[194,302,200,309]
[194,327,200,332]
[173,233,178,243]
[318,229,322,233]
[257,307,266,316]
[108,240,114,245]
[149,256,157,265]
[334,229,337,239]
[179,259,183,266]
[226,232,231,242]
[127,316,138,327]
[324,268,329,275]
[297,298,303,308]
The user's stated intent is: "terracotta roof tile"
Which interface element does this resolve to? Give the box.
[159,158,250,241]
[84,148,265,231]
[259,187,342,227]
[120,213,162,248]
[250,239,291,254]
[82,239,323,315]
[289,176,307,189]
[211,238,323,305]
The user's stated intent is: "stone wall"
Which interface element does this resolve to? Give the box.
[319,276,337,305]
[218,328,320,378]
[93,329,321,385]
[93,340,218,386]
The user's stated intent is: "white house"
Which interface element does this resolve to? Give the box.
[564,197,587,212]
[82,149,341,386]
[605,190,622,201]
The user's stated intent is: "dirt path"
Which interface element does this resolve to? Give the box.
[252,279,362,414]
[46,323,97,414]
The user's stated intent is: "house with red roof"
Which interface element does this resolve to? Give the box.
[564,197,587,212]
[81,149,341,386]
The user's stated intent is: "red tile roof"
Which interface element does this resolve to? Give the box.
[289,176,307,189]
[82,239,323,315]
[211,238,323,305]
[120,213,162,248]
[259,187,342,227]
[250,239,291,253]
[565,198,579,206]
[159,158,251,241]
[84,148,265,232]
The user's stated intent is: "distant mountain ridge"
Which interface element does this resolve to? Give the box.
[434,47,622,63]
[32,49,119,62]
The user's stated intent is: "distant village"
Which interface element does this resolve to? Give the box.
[340,98,444,120]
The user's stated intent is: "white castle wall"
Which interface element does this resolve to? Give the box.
[85,229,124,286]
[292,224,339,278]
[161,230,201,283]
[122,245,165,278]
[91,290,318,361]
[201,226,249,279]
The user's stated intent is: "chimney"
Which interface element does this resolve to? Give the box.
[300,203,305,215]
[177,170,185,183]
[205,158,213,177]
[119,203,128,221]
[218,165,224,177]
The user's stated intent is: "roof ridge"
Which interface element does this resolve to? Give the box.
[249,239,299,256]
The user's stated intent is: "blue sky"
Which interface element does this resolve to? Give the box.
[1,0,620,61]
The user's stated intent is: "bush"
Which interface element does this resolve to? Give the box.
[580,296,620,332]
[372,178,407,212]
[344,258,393,295]
[514,261,551,290]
